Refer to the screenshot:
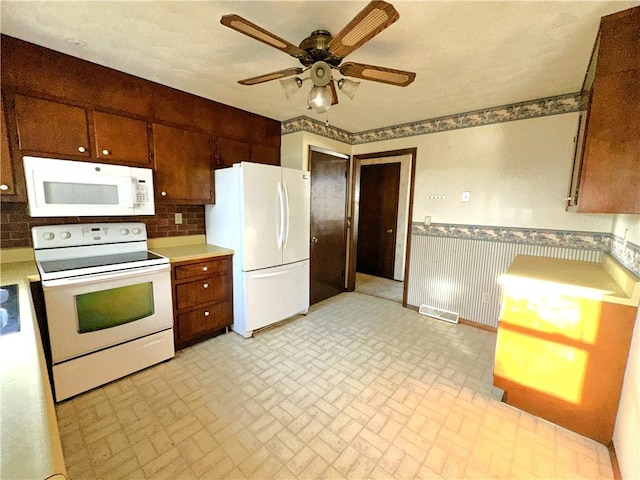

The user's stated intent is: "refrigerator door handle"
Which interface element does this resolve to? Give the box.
[249,264,305,279]
[282,180,290,250]
[276,181,285,250]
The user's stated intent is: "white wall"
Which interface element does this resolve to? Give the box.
[612,214,640,244]
[280,131,351,171]
[613,212,640,480]
[614,307,640,480]
[353,113,613,232]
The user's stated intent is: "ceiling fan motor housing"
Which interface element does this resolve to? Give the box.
[298,30,341,66]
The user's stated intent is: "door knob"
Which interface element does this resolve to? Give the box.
[386,229,393,233]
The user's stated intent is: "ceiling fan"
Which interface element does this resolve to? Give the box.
[220,0,416,114]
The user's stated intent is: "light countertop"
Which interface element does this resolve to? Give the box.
[149,243,233,263]
[0,261,67,480]
[501,254,640,307]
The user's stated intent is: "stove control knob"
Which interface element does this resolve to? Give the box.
[43,232,55,241]
[132,228,142,235]
[60,231,71,240]
[120,228,130,236]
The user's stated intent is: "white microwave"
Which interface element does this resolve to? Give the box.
[23,156,155,217]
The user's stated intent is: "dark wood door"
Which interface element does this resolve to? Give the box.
[356,163,401,279]
[93,111,151,166]
[13,94,90,158]
[310,149,349,305]
[152,123,213,203]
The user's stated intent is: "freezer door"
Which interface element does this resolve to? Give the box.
[282,167,311,265]
[242,260,309,335]
[241,163,283,271]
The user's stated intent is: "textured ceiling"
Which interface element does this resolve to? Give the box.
[1,1,638,132]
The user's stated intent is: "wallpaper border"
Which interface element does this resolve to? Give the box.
[281,92,580,145]
[411,222,640,277]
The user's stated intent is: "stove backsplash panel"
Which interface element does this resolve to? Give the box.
[1,203,205,249]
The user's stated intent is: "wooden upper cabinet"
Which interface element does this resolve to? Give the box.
[573,6,640,214]
[0,97,15,195]
[251,143,279,166]
[578,70,640,213]
[93,111,151,166]
[13,94,90,158]
[216,137,250,168]
[250,114,281,146]
[596,7,640,76]
[152,123,214,204]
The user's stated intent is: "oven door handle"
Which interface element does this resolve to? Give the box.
[42,264,170,288]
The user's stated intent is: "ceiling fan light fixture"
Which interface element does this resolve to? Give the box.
[337,78,360,100]
[308,85,332,114]
[280,76,303,99]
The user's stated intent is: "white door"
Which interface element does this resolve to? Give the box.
[241,163,283,271]
[282,167,310,265]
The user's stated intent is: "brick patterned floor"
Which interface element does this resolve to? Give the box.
[355,273,403,303]
[56,292,613,479]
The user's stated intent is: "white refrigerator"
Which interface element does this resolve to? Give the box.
[205,162,310,337]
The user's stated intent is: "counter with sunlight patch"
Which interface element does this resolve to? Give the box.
[493,254,640,444]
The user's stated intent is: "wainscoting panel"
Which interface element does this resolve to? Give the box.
[407,235,602,329]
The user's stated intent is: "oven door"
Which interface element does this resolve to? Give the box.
[43,264,173,363]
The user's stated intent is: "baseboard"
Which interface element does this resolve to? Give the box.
[608,441,622,480]
[459,317,498,333]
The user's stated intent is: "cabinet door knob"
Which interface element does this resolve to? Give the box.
[0,184,8,191]
[386,229,393,233]
[102,149,110,155]
[204,311,210,317]
[160,191,167,197]
[78,146,86,153]
[203,283,209,289]
[202,266,208,272]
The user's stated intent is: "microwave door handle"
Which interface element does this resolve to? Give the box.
[42,264,169,287]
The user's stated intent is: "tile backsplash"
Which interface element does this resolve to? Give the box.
[0,202,205,249]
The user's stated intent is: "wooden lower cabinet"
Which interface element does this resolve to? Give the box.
[494,287,636,444]
[171,255,233,349]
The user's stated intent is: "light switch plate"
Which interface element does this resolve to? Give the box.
[462,191,471,202]
[174,213,183,225]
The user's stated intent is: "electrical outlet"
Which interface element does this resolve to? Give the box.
[482,292,491,303]
[623,228,629,249]
[174,213,183,225]
[424,215,431,226]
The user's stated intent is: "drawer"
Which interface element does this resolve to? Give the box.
[174,257,230,280]
[175,276,230,310]
[177,301,232,339]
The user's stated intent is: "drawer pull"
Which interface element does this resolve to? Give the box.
[78,146,86,153]
[203,283,209,289]
[102,149,110,155]
[204,311,210,317]
[202,266,208,272]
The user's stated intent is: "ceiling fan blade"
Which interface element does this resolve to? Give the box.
[339,62,415,87]
[327,1,399,59]
[329,80,339,105]
[238,67,304,86]
[221,14,311,62]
